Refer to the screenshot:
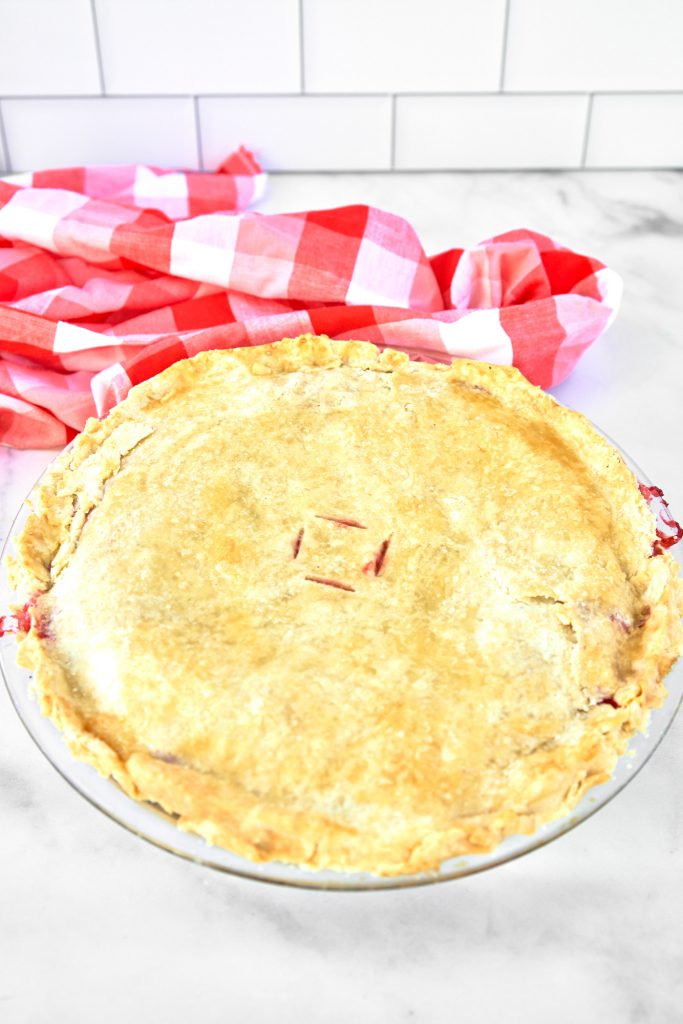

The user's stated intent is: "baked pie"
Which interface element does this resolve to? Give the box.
[8,335,683,876]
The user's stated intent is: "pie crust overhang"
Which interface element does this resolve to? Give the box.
[8,335,683,877]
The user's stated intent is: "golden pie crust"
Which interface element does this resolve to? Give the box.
[8,335,683,876]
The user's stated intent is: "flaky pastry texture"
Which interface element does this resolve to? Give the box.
[8,335,683,876]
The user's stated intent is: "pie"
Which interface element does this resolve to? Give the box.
[8,335,683,876]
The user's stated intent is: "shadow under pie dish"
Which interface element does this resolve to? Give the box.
[5,335,683,879]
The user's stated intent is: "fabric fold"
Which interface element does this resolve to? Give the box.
[0,150,621,447]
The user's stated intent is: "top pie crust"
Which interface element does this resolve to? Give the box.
[8,335,683,876]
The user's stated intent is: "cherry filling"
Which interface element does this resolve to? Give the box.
[363,538,392,577]
[292,528,304,560]
[304,575,356,592]
[638,483,683,555]
[315,515,367,529]
[597,696,620,709]
[0,596,42,638]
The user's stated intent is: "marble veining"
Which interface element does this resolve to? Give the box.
[0,170,681,1024]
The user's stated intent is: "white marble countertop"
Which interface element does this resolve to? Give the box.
[1,170,681,1024]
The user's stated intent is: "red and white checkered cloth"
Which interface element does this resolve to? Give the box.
[0,148,622,448]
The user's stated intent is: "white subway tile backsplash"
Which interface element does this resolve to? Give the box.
[395,94,588,169]
[199,96,392,171]
[0,115,7,173]
[95,0,300,95]
[586,93,683,168]
[0,2,679,173]
[0,0,100,96]
[303,0,506,93]
[505,0,683,92]
[2,98,199,171]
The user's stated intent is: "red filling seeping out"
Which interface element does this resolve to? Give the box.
[292,527,304,560]
[0,594,52,639]
[363,538,391,577]
[638,483,683,555]
[304,575,355,592]
[315,515,367,529]
[0,596,38,638]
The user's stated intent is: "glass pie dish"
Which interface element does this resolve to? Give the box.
[1,431,681,891]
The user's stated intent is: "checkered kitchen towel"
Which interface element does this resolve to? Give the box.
[0,148,621,448]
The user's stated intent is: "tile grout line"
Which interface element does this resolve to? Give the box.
[0,90,682,101]
[581,93,594,168]
[261,166,675,174]
[498,0,511,91]
[298,0,306,93]
[0,100,11,173]
[89,0,106,95]
[193,96,204,170]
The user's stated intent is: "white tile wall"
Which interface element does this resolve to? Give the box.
[0,0,680,172]
[200,96,392,172]
[586,94,683,168]
[505,0,683,92]
[0,111,7,173]
[0,0,100,95]
[395,94,588,170]
[1,98,199,171]
[303,0,506,93]
[95,0,300,95]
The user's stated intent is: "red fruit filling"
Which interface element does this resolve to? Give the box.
[304,575,355,592]
[315,515,367,529]
[638,483,683,555]
[363,538,391,576]
[292,528,304,560]
[0,596,39,637]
